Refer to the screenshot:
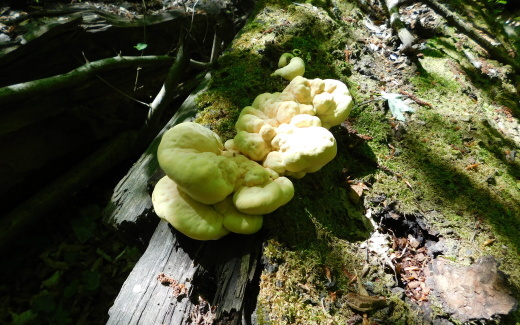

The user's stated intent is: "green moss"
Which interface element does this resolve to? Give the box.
[350,105,391,143]
[194,50,285,140]
[191,0,520,322]
[257,238,360,323]
[193,0,355,139]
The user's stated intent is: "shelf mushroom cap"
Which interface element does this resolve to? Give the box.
[233,176,294,215]
[152,176,264,240]
[214,197,263,234]
[157,122,238,205]
[152,176,231,240]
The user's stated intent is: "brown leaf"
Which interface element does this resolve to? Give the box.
[324,265,333,282]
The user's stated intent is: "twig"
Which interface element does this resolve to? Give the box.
[95,73,150,108]
[210,29,222,63]
[423,0,520,74]
[376,162,402,178]
[399,90,433,108]
[190,59,210,70]
[140,0,147,56]
[0,55,176,107]
[77,52,150,107]
[190,0,199,32]
[354,97,384,108]
[146,41,189,131]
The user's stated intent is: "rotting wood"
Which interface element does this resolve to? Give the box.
[107,220,262,325]
[106,220,200,325]
[102,73,211,245]
[0,44,190,252]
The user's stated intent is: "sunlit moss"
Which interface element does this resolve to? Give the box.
[192,0,519,322]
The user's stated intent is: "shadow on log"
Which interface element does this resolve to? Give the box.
[102,71,262,325]
[0,2,247,247]
[102,72,211,246]
[107,220,262,325]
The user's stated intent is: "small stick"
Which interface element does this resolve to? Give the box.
[399,90,433,108]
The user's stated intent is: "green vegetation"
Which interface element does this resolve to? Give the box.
[3,203,141,325]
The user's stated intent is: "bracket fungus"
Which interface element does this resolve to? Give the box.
[157,122,237,205]
[227,65,353,178]
[151,51,354,240]
[271,50,305,81]
[152,176,231,240]
[153,122,294,240]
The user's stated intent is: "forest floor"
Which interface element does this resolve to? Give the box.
[1,0,520,324]
[192,0,520,323]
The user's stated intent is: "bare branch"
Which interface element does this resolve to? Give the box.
[423,0,520,73]
[0,55,175,107]
[146,42,189,131]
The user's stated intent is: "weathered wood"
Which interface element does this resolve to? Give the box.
[107,220,199,325]
[102,73,211,245]
[107,220,262,325]
[0,44,190,251]
[103,72,262,325]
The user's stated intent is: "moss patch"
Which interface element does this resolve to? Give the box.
[192,0,520,322]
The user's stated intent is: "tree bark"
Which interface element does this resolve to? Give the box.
[106,220,262,325]
[102,72,211,245]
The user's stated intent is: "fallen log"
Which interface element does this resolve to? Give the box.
[0,43,190,252]
[423,0,520,74]
[102,72,211,245]
[106,220,262,325]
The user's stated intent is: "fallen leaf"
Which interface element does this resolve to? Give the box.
[382,91,416,121]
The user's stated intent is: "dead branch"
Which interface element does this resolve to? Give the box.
[146,42,188,131]
[423,0,520,74]
[0,45,190,252]
[0,55,175,107]
[383,0,416,52]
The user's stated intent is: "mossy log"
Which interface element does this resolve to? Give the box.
[91,0,520,323]
[103,72,264,323]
